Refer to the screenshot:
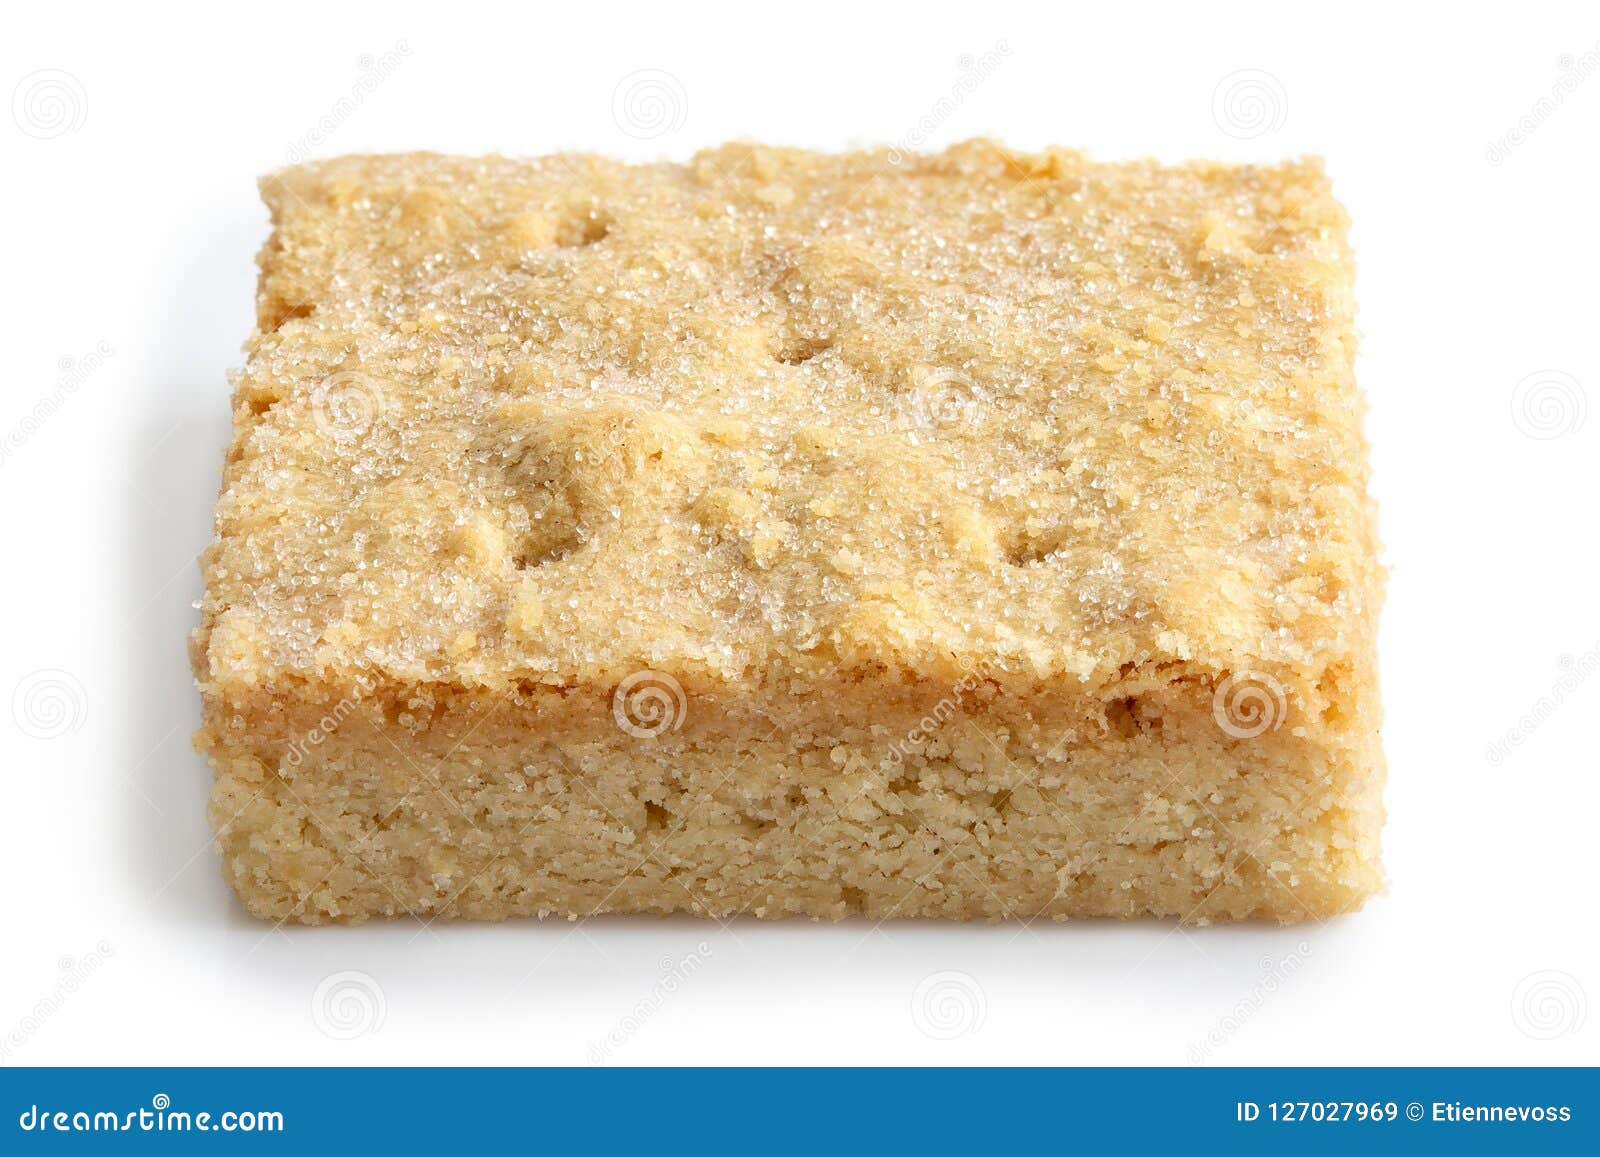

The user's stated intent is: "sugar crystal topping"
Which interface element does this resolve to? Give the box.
[196,141,1376,693]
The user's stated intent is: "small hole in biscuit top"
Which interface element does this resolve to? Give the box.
[1001,529,1070,567]
[775,337,832,365]
[513,540,579,570]
[1104,696,1151,739]
[245,389,281,417]
[558,211,612,248]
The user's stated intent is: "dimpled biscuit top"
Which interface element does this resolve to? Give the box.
[195,141,1375,695]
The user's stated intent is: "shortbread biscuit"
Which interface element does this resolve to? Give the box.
[192,142,1383,924]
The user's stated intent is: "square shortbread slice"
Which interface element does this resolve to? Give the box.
[192,141,1383,924]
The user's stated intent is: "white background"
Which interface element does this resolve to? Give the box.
[3,0,1596,1067]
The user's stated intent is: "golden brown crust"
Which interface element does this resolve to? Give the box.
[197,672,1380,925]
[193,142,1383,924]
